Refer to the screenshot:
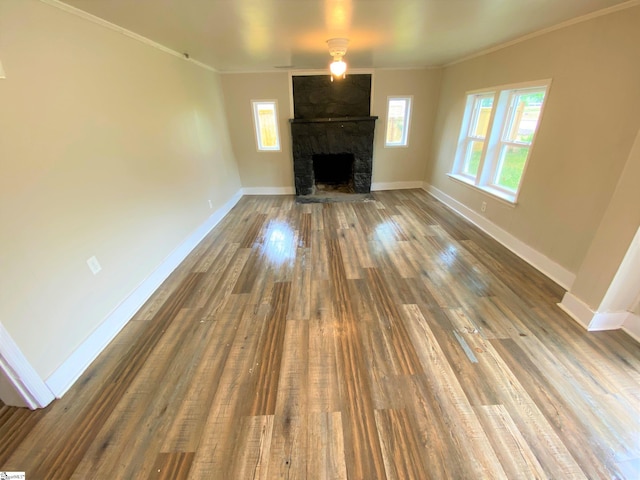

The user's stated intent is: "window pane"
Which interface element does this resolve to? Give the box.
[505,91,544,144]
[385,98,411,146]
[258,106,277,147]
[463,140,484,176]
[386,100,405,143]
[495,145,529,191]
[470,96,493,138]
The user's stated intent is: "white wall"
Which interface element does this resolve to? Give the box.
[0,0,241,382]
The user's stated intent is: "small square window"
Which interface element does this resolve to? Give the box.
[385,96,412,147]
[252,100,281,151]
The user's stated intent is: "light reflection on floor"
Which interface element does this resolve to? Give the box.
[371,220,405,258]
[374,220,397,243]
[259,220,296,266]
[438,244,459,268]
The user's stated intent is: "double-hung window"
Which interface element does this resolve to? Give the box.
[251,100,281,151]
[450,80,550,203]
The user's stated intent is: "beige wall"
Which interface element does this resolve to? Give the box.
[221,69,442,190]
[570,128,640,309]
[220,72,293,190]
[425,6,640,275]
[0,0,241,378]
[371,69,441,186]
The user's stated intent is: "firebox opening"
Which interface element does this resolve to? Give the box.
[313,154,355,192]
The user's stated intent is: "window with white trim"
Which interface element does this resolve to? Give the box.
[385,96,412,147]
[450,81,550,203]
[251,100,281,151]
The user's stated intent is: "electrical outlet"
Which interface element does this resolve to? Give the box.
[481,201,487,212]
[208,199,213,209]
[87,256,102,275]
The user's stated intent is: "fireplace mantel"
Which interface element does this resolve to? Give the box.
[289,116,377,124]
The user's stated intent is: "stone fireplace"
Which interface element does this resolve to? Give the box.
[290,75,377,196]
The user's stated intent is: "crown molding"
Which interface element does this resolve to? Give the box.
[445,0,640,67]
[39,0,218,73]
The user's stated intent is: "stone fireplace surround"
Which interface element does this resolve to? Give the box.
[290,75,377,196]
[290,116,377,195]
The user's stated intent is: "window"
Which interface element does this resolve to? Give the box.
[385,96,412,147]
[252,100,280,151]
[450,80,550,203]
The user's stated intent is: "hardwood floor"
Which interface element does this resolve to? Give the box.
[1,189,639,479]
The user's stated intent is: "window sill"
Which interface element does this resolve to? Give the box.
[256,148,282,153]
[447,174,518,207]
[384,143,409,148]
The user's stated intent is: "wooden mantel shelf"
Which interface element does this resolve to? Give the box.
[289,116,378,124]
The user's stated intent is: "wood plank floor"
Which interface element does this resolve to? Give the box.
[1,189,639,479]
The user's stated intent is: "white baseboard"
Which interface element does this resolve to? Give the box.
[45,190,243,398]
[590,311,629,331]
[558,292,639,339]
[371,181,424,191]
[0,322,55,408]
[423,183,576,290]
[558,292,594,329]
[242,186,295,195]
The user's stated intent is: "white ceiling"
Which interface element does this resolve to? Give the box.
[60,0,633,72]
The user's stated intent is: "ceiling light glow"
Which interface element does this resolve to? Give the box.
[327,37,349,80]
[330,59,347,76]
